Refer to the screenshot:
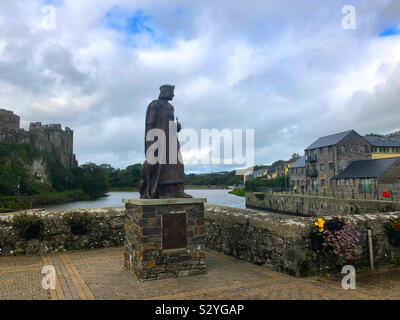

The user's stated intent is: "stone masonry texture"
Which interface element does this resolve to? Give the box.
[123,202,207,281]
[0,109,75,168]
[246,192,400,217]
[1,204,400,277]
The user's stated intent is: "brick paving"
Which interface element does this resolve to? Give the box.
[0,247,399,300]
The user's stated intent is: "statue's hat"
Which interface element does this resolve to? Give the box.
[160,84,175,91]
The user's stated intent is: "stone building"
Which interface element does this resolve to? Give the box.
[290,129,400,192]
[244,169,268,183]
[332,157,400,194]
[289,155,306,190]
[304,130,371,191]
[364,135,400,159]
[0,109,76,169]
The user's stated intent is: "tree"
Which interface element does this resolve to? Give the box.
[78,163,110,199]
[289,153,301,162]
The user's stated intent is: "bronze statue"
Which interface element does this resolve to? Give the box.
[139,85,192,199]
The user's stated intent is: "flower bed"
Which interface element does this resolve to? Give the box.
[311,216,361,260]
[385,217,400,246]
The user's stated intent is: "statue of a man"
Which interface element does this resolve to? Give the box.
[139,85,192,199]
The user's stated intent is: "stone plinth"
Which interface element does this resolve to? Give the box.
[122,198,207,281]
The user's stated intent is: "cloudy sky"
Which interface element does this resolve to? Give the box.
[0,0,399,173]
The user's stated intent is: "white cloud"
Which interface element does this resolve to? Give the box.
[0,0,399,171]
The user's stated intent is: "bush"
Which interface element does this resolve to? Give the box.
[245,175,288,192]
[12,214,43,240]
[65,212,93,236]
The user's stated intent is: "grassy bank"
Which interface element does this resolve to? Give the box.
[229,189,246,197]
[109,187,139,192]
[0,190,91,212]
[185,185,228,189]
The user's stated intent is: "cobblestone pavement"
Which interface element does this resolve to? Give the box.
[0,247,399,300]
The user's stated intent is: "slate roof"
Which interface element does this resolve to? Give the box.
[244,169,268,177]
[333,157,400,179]
[290,155,306,168]
[305,130,354,151]
[363,135,400,147]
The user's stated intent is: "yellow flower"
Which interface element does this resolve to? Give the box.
[316,218,325,228]
[319,228,323,232]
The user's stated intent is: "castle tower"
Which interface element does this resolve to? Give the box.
[0,109,20,130]
[0,109,76,169]
[29,123,75,169]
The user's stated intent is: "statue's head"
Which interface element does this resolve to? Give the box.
[159,84,175,101]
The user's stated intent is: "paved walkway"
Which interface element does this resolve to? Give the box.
[0,247,399,300]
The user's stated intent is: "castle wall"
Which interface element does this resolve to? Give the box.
[29,123,74,168]
[0,109,20,130]
[0,110,75,168]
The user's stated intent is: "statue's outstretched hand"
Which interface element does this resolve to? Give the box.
[177,121,182,133]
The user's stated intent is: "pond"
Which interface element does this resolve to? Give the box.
[44,189,246,210]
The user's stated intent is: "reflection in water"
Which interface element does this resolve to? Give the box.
[44,189,246,210]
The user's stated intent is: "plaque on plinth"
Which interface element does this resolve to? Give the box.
[122,198,207,281]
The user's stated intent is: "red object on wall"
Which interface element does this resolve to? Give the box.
[382,190,390,198]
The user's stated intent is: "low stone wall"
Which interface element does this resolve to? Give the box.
[246,192,400,217]
[205,205,400,276]
[0,207,125,256]
[2,205,400,278]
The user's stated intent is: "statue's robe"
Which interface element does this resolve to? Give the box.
[143,99,185,198]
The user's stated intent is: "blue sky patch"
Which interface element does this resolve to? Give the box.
[379,26,400,37]
[41,0,64,7]
[103,5,174,48]
[104,6,154,36]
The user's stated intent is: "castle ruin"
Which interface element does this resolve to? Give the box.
[0,109,76,168]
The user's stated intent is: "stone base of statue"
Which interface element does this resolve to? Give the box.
[122,198,207,281]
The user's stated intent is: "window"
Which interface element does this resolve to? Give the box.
[364,145,369,153]
[328,146,332,153]
[336,179,341,186]
[320,163,325,171]
[321,179,325,186]
[329,162,334,170]
[319,148,323,155]
[345,179,350,186]
[397,178,400,184]
[341,145,346,152]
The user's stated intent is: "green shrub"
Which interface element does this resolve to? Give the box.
[65,212,93,236]
[255,193,265,200]
[12,214,43,240]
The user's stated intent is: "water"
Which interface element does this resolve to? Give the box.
[44,189,246,210]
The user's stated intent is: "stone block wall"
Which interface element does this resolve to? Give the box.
[29,123,74,168]
[0,109,20,130]
[246,193,400,217]
[123,200,207,281]
[2,204,400,278]
[205,205,400,276]
[0,207,125,256]
[0,109,76,169]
